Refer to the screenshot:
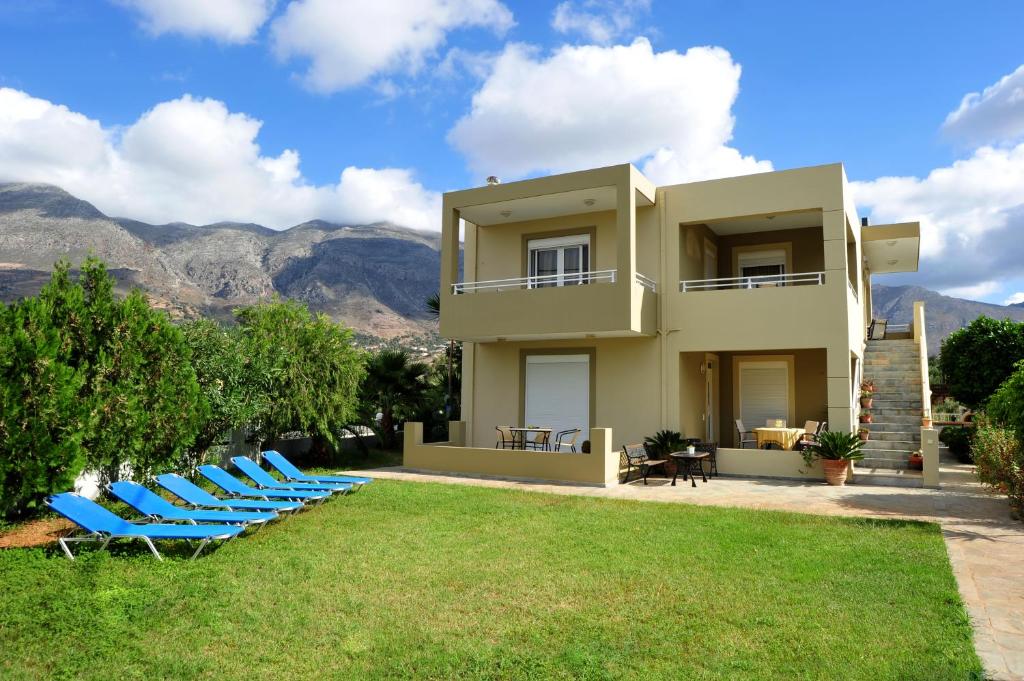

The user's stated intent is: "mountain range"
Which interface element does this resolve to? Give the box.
[0,182,445,343]
[2,182,1023,355]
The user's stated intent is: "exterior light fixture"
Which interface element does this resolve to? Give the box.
[887,259,898,266]
[486,176,500,185]
[583,198,596,207]
[500,210,512,218]
[887,240,898,246]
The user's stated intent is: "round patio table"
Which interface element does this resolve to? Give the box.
[669,451,710,488]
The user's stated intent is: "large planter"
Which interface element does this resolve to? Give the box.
[822,459,850,486]
[860,396,873,409]
[859,413,873,424]
[908,453,923,471]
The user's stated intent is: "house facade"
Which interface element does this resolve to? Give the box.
[438,163,922,457]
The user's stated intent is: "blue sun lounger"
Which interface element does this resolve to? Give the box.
[155,473,304,514]
[262,450,372,489]
[231,456,352,495]
[109,481,277,527]
[198,465,331,503]
[47,492,243,560]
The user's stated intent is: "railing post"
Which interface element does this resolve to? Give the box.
[921,427,939,488]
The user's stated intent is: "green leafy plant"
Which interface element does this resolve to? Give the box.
[939,316,1024,409]
[801,430,865,468]
[860,379,876,396]
[971,418,1024,518]
[351,349,429,451]
[938,425,975,463]
[643,430,685,457]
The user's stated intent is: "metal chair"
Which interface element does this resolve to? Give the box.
[553,429,581,452]
[694,441,718,477]
[524,430,551,451]
[797,420,821,449]
[735,419,757,449]
[621,444,666,485]
[495,426,515,449]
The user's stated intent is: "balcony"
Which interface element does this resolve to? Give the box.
[443,271,657,341]
[680,271,826,292]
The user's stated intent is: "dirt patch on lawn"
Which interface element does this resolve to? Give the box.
[0,517,73,549]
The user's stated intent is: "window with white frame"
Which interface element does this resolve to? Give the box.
[527,234,590,288]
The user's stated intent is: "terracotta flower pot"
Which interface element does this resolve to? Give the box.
[921,417,932,428]
[822,459,849,486]
[908,453,923,471]
[859,413,873,423]
[860,396,873,409]
[858,430,870,441]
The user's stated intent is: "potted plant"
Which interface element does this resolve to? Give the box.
[857,427,870,442]
[908,450,923,470]
[801,430,865,486]
[643,429,685,477]
[860,379,875,408]
[921,412,933,428]
[859,408,873,424]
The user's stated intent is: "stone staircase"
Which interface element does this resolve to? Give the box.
[855,338,924,487]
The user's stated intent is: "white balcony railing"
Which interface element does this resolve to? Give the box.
[453,269,616,294]
[679,271,826,292]
[635,272,657,293]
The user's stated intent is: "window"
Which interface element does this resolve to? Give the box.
[737,249,786,287]
[738,360,790,428]
[528,234,590,288]
[524,354,590,436]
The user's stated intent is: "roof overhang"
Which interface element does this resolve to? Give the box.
[862,222,920,274]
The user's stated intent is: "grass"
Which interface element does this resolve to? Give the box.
[0,481,980,680]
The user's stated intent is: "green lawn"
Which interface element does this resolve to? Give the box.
[0,481,980,680]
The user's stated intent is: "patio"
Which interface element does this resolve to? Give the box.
[355,458,1024,681]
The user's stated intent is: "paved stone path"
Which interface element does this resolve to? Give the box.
[346,460,1024,680]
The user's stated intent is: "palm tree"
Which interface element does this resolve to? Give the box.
[426,291,457,417]
[358,349,429,450]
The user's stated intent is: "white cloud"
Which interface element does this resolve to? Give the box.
[551,0,650,44]
[115,0,275,43]
[943,281,1001,300]
[270,0,514,93]
[448,38,771,183]
[1004,292,1024,306]
[943,64,1024,145]
[0,88,441,231]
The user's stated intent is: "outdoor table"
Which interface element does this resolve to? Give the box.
[508,427,553,450]
[753,427,805,450]
[669,451,711,487]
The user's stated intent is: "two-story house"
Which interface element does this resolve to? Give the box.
[429,162,926,484]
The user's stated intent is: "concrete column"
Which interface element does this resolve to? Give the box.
[403,422,424,465]
[447,421,466,447]
[589,427,617,486]
[826,348,854,433]
[461,341,475,445]
[615,174,637,297]
[921,427,940,488]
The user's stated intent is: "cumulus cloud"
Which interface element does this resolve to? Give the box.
[448,38,770,183]
[115,0,275,43]
[270,0,514,92]
[943,64,1024,146]
[551,0,650,44]
[853,145,1024,296]
[1004,292,1024,306]
[0,88,441,231]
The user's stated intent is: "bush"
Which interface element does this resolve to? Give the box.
[971,420,1024,518]
[0,297,89,520]
[938,316,1024,409]
[939,426,974,463]
[643,430,685,457]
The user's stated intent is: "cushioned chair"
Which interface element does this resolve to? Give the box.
[553,429,581,452]
[735,419,757,449]
[495,426,516,449]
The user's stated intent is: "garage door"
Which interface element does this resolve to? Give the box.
[525,354,590,438]
[739,361,789,428]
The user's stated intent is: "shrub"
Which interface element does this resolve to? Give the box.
[971,420,1024,518]
[986,359,1024,436]
[643,430,685,457]
[353,349,429,451]
[0,297,89,520]
[801,430,865,467]
[939,426,974,463]
[938,316,1024,409]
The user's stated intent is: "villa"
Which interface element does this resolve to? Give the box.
[408,162,934,487]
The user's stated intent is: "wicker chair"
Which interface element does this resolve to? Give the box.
[524,430,551,451]
[553,429,581,452]
[735,419,757,449]
[495,426,516,449]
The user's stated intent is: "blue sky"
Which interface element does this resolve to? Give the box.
[1,0,1024,303]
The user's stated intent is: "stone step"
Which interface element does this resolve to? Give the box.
[872,401,923,411]
[865,421,921,433]
[870,378,922,389]
[860,456,912,470]
[860,428,921,442]
[860,439,918,451]
[866,339,917,346]
[866,369,922,378]
[853,467,924,488]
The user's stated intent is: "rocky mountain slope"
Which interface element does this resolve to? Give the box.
[0,183,444,339]
[871,284,1024,355]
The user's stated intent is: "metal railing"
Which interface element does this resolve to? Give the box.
[635,272,657,293]
[679,271,826,292]
[452,269,616,294]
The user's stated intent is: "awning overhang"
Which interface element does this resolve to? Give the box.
[862,222,920,274]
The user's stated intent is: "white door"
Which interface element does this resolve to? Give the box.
[524,355,590,438]
[738,361,789,428]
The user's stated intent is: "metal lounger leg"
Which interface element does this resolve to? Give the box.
[189,538,212,560]
[141,537,163,561]
[57,534,103,560]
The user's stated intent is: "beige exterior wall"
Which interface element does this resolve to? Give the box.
[435,162,921,481]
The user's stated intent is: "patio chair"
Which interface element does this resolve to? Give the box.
[261,450,372,489]
[796,420,821,449]
[230,456,352,495]
[524,430,551,451]
[495,426,516,449]
[109,481,277,527]
[694,441,718,477]
[735,419,757,449]
[621,443,667,485]
[553,429,581,452]
[46,492,243,561]
[198,465,332,504]
[155,473,304,514]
